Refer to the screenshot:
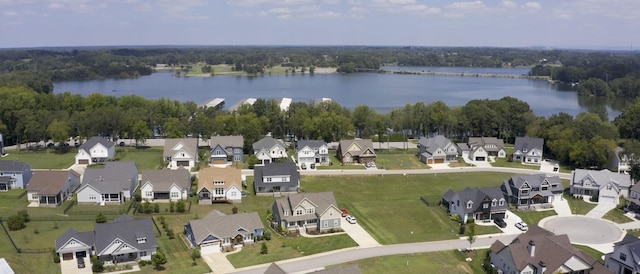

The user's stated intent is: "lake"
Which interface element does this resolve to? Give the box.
[53,66,626,119]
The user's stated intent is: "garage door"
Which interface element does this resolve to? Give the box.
[434,158,445,164]
[475,157,486,161]
[78,159,89,165]
[212,159,226,165]
[177,161,190,167]
[427,159,433,164]
[62,253,73,260]
[600,196,617,204]
[200,243,220,254]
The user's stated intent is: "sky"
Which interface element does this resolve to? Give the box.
[0,0,638,50]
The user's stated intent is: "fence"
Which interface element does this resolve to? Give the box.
[420,196,442,207]
[0,190,27,200]
[62,200,77,214]
[0,220,21,253]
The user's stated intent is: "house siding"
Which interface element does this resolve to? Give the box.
[77,186,101,204]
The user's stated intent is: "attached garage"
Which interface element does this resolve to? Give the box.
[475,157,486,161]
[427,159,433,164]
[599,195,617,205]
[78,159,89,165]
[62,252,74,260]
[200,243,221,254]
[434,158,445,164]
[177,161,190,167]
[212,159,226,165]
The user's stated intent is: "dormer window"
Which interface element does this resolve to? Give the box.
[466,201,473,209]
[284,210,289,216]
[499,198,505,206]
[137,237,146,244]
[296,209,303,215]
[491,199,497,206]
[523,148,528,153]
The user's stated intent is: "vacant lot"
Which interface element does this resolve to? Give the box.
[1,148,76,169]
[116,146,164,170]
[375,149,425,170]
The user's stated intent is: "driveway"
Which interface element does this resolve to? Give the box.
[202,251,237,274]
[341,221,381,248]
[539,160,558,173]
[60,259,92,274]
[586,203,616,219]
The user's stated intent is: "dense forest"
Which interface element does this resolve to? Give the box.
[1,46,639,96]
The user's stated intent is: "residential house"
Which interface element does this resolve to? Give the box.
[56,215,157,265]
[184,210,263,254]
[140,169,191,202]
[26,170,80,207]
[605,234,640,274]
[490,225,608,274]
[76,162,139,204]
[254,162,300,195]
[626,184,640,212]
[209,135,244,165]
[252,136,287,165]
[458,137,506,162]
[297,140,329,168]
[164,138,198,169]
[336,139,376,164]
[197,167,243,204]
[441,186,507,223]
[271,192,342,232]
[501,174,563,208]
[570,169,632,205]
[513,136,544,164]
[610,147,631,174]
[0,160,32,191]
[75,136,116,165]
[418,135,459,164]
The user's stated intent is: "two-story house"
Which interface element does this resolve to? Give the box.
[570,169,631,205]
[271,192,342,232]
[501,174,563,208]
[605,234,640,274]
[185,210,263,254]
[209,135,244,165]
[252,136,287,166]
[0,160,32,191]
[336,139,376,164]
[297,140,329,168]
[254,162,300,195]
[418,135,459,164]
[75,136,116,165]
[442,186,507,223]
[610,147,632,174]
[626,184,640,212]
[164,138,198,170]
[76,162,139,204]
[140,169,191,202]
[458,137,506,162]
[197,167,243,204]
[513,136,544,164]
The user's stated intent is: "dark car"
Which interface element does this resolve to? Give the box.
[77,257,86,268]
[119,141,126,147]
[494,218,507,228]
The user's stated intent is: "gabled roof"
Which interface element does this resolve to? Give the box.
[0,160,29,172]
[81,162,138,193]
[514,136,544,153]
[141,169,191,192]
[254,162,300,189]
[297,140,327,152]
[164,138,198,158]
[443,186,506,214]
[274,192,337,222]
[337,139,375,157]
[418,135,457,156]
[79,136,115,151]
[572,169,632,189]
[505,174,561,189]
[209,135,244,149]
[264,263,287,274]
[197,167,241,192]
[312,264,362,274]
[490,225,598,273]
[253,136,286,152]
[188,211,263,244]
[467,137,505,152]
[27,170,80,195]
[55,227,95,251]
[94,215,157,255]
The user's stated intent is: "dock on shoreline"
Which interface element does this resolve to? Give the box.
[369,69,551,80]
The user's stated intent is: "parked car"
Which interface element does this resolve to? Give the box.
[515,222,528,231]
[494,218,507,228]
[77,257,85,268]
[346,215,357,224]
[365,162,376,168]
[119,141,126,147]
[310,163,316,169]
[341,208,349,217]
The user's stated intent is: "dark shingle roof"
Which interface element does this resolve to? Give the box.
[572,169,632,189]
[254,162,300,189]
[81,162,138,193]
[297,140,327,152]
[141,169,190,192]
[94,215,157,255]
[0,160,29,172]
[188,211,263,244]
[514,136,543,152]
[419,135,457,156]
[253,136,286,152]
[55,228,95,251]
[79,136,115,151]
[445,186,507,214]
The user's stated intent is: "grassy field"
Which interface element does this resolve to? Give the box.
[375,149,426,170]
[1,148,76,169]
[302,173,510,244]
[564,193,597,215]
[602,207,634,224]
[186,64,295,77]
[317,152,366,170]
[512,210,557,226]
[116,146,164,170]
[338,249,489,274]
[573,244,605,263]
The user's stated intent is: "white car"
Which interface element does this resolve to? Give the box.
[515,222,528,231]
[346,215,357,224]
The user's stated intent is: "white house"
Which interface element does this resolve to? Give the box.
[570,169,632,205]
[163,138,198,170]
[252,136,287,166]
[140,169,191,202]
[296,140,329,168]
[76,162,139,204]
[197,167,243,204]
[75,136,116,165]
[513,136,544,164]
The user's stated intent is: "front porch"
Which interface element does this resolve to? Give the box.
[100,252,138,266]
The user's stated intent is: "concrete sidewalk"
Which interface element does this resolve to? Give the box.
[552,198,572,217]
[586,203,616,219]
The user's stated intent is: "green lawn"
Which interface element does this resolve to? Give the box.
[302,173,513,244]
[138,235,211,274]
[375,149,426,170]
[1,148,76,169]
[116,146,164,170]
[626,229,640,237]
[573,244,604,263]
[317,152,366,170]
[513,210,557,226]
[186,64,297,77]
[564,193,597,215]
[338,249,489,274]
[490,157,540,170]
[602,208,634,224]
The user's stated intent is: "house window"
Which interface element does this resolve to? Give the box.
[296,209,303,215]
[466,201,473,209]
[214,181,224,185]
[145,191,153,197]
[284,211,289,216]
[266,178,272,182]
[89,194,96,200]
[491,199,497,206]
[521,189,529,195]
[215,188,224,195]
[171,192,179,198]
[620,253,627,261]
[306,208,314,214]
[140,251,147,257]
[483,203,488,209]
[137,237,146,244]
[607,184,612,190]
[334,220,338,226]
[541,186,548,191]
[215,150,222,155]
[323,220,328,227]
[499,199,505,206]
[289,222,295,227]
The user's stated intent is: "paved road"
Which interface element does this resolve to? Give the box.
[231,234,519,274]
[296,167,572,179]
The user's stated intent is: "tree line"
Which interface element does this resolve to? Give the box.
[3,84,640,171]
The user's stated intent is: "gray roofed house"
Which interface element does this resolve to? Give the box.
[76,162,139,204]
[254,162,300,194]
[264,263,287,274]
[0,160,32,191]
[513,136,544,164]
[297,140,330,168]
[605,234,640,273]
[271,192,342,232]
[140,169,191,202]
[55,215,157,264]
[490,225,609,274]
[163,138,198,170]
[459,137,507,161]
[336,139,376,164]
[570,169,632,205]
[209,135,245,165]
[253,136,287,165]
[418,135,459,164]
[75,136,116,165]
[627,184,640,212]
[502,174,563,208]
[441,186,507,223]
[184,210,264,254]
[26,170,80,207]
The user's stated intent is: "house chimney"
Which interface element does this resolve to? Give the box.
[538,261,546,274]
[528,240,536,257]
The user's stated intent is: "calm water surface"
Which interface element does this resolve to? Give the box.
[53,67,625,118]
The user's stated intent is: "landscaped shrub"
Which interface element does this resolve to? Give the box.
[176,200,186,213]
[152,252,167,270]
[52,249,60,263]
[91,255,104,273]
[260,242,268,254]
[96,212,107,223]
[191,249,201,260]
[263,230,271,241]
[166,229,175,239]
[17,209,29,223]
[169,202,175,212]
[232,206,238,214]
[153,203,160,213]
[7,214,26,231]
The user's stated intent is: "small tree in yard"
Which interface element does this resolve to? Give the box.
[92,255,104,272]
[153,203,160,213]
[96,212,107,223]
[260,242,268,254]
[152,251,167,270]
[176,200,186,213]
[7,214,26,231]
[17,209,29,223]
[466,222,476,251]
